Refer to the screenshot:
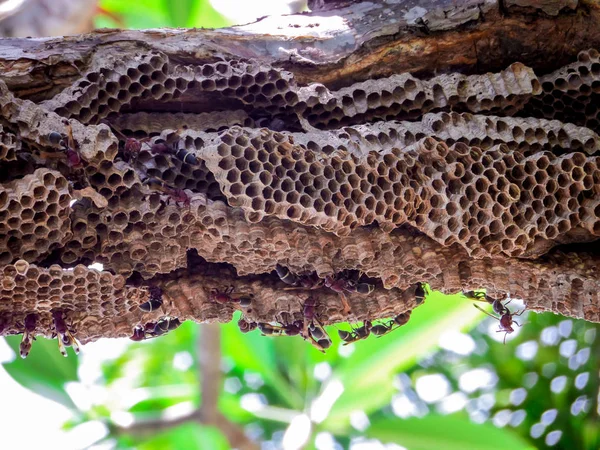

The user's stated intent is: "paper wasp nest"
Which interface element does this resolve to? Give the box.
[0,44,599,344]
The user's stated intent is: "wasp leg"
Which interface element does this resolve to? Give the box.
[57,336,68,357]
[338,292,351,316]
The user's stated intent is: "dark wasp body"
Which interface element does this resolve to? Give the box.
[469,294,525,344]
[338,320,373,345]
[51,310,81,357]
[129,317,182,341]
[139,286,164,312]
[144,178,191,207]
[17,313,38,358]
[371,312,412,337]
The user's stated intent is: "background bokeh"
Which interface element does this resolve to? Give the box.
[0,1,598,449]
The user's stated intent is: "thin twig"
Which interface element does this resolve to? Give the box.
[115,324,259,450]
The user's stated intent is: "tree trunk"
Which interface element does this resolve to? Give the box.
[1,0,600,345]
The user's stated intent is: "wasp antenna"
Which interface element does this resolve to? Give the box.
[473,303,499,320]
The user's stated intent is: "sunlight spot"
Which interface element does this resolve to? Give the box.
[571,395,590,415]
[163,401,195,420]
[541,409,557,425]
[65,382,92,411]
[584,328,596,344]
[546,430,562,446]
[310,379,344,423]
[559,339,577,358]
[245,423,264,441]
[350,410,370,432]
[224,377,242,394]
[540,326,559,346]
[542,362,556,378]
[87,262,104,271]
[510,388,527,406]
[415,374,450,403]
[338,343,355,358]
[350,438,387,450]
[244,372,265,389]
[477,393,495,410]
[64,421,108,449]
[469,410,488,424]
[558,320,572,338]
[212,0,296,25]
[516,341,538,361]
[391,394,418,418]
[438,331,475,355]
[314,362,332,382]
[0,338,15,363]
[575,372,589,389]
[89,439,118,450]
[459,368,498,394]
[315,432,342,450]
[241,393,267,412]
[172,351,193,371]
[523,372,538,389]
[437,392,468,414]
[576,347,590,366]
[282,414,311,450]
[78,338,130,385]
[393,373,412,391]
[110,411,134,428]
[530,423,545,439]
[568,355,580,371]
[221,356,234,373]
[551,376,567,393]
[510,410,526,427]
[493,409,512,427]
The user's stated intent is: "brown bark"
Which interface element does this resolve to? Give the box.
[0,0,599,346]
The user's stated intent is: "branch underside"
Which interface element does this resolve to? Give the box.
[1,0,600,345]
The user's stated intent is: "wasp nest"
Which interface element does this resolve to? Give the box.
[0,44,599,345]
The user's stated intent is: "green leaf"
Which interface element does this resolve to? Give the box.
[222,313,302,409]
[164,0,197,27]
[322,291,484,432]
[137,423,230,450]
[3,335,78,409]
[367,415,535,450]
[97,0,172,28]
[189,1,231,28]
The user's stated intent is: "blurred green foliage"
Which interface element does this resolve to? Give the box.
[4,292,553,449]
[95,0,231,30]
[2,1,598,449]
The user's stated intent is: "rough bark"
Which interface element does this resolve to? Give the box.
[0,0,599,347]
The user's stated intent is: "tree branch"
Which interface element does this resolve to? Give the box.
[112,324,259,449]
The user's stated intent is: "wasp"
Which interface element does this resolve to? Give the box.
[100,122,148,163]
[129,317,182,341]
[337,321,372,345]
[152,317,182,337]
[472,298,524,344]
[16,313,38,358]
[209,286,250,305]
[324,271,376,315]
[139,286,163,312]
[276,264,323,289]
[144,178,191,207]
[51,310,81,357]
[39,123,82,172]
[238,317,258,333]
[414,282,426,305]
[371,312,412,337]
